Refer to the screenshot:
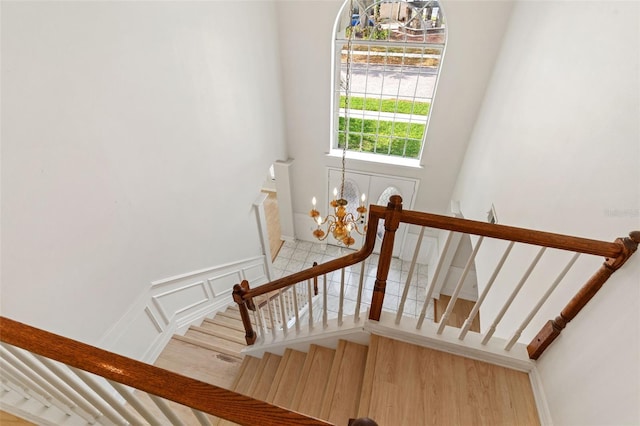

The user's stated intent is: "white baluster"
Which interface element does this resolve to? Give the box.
[504,252,581,350]
[70,367,143,425]
[1,345,78,413]
[481,246,546,345]
[437,236,484,334]
[1,355,52,406]
[292,284,300,332]
[109,380,164,425]
[307,278,314,330]
[2,376,33,401]
[34,354,105,422]
[250,310,262,343]
[278,290,288,336]
[192,409,214,426]
[417,230,455,329]
[0,366,52,408]
[256,306,267,342]
[354,260,366,322]
[397,226,425,324]
[459,241,515,340]
[149,394,185,425]
[338,267,346,326]
[54,368,128,425]
[266,298,277,339]
[1,377,12,394]
[323,273,328,328]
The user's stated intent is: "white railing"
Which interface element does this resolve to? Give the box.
[236,196,637,364]
[248,231,585,357]
[1,341,217,425]
[250,278,318,343]
[0,317,330,426]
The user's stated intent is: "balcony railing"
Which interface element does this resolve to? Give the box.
[1,196,636,425]
[233,195,638,361]
[0,316,331,425]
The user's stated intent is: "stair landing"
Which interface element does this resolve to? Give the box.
[153,306,540,426]
[359,335,540,425]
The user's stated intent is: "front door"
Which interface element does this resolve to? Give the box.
[327,169,418,257]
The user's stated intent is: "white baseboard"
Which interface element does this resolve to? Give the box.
[529,365,554,425]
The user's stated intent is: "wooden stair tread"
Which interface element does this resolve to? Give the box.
[320,340,368,425]
[156,338,242,390]
[190,324,246,345]
[204,316,245,333]
[247,353,282,400]
[172,334,242,360]
[266,348,307,408]
[232,356,262,395]
[357,333,379,418]
[290,345,335,418]
[185,328,245,352]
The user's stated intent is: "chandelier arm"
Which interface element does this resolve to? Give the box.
[316,215,338,227]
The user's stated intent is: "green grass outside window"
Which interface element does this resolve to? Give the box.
[338,117,425,158]
[340,96,430,116]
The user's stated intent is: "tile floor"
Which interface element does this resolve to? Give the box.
[271,240,435,322]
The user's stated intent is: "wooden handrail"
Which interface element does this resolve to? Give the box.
[239,205,386,301]
[527,230,640,359]
[239,200,621,306]
[235,195,637,361]
[399,210,622,258]
[231,207,384,344]
[0,317,331,426]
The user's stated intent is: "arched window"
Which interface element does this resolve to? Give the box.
[332,0,446,165]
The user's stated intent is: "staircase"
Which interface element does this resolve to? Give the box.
[157,305,540,426]
[2,200,637,425]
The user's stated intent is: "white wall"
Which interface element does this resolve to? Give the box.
[274,0,514,243]
[1,1,287,346]
[452,1,639,424]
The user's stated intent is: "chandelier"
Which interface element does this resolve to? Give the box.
[309,2,367,248]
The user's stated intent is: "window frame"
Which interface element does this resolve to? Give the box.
[329,0,447,167]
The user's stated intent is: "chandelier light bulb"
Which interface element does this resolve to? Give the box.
[312,197,317,207]
[361,193,366,205]
[333,187,338,198]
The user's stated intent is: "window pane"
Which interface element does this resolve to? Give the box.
[334,0,446,161]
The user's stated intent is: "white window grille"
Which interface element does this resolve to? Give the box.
[333,0,446,164]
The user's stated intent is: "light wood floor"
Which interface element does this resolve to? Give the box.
[359,335,540,426]
[0,410,35,425]
[434,295,481,332]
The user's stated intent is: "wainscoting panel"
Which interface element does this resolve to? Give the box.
[152,281,209,325]
[243,262,268,284]
[98,255,269,363]
[208,271,242,297]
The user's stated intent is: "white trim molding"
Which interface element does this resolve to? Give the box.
[98,256,270,363]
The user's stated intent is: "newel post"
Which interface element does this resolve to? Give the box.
[369,195,403,321]
[232,280,257,345]
[527,230,640,359]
